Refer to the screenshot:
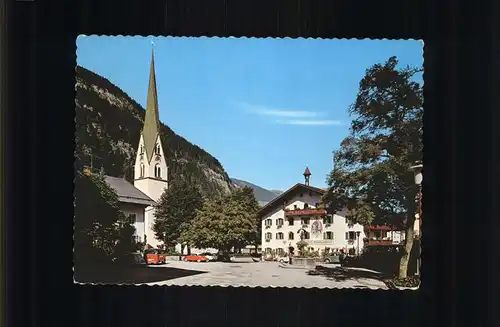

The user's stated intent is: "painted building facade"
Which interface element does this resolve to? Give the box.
[258,169,366,257]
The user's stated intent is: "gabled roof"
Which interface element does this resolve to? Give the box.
[257,183,326,218]
[104,175,156,207]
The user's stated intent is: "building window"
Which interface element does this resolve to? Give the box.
[288,232,294,240]
[140,145,144,154]
[276,248,285,256]
[293,204,298,210]
[265,248,272,254]
[324,231,334,240]
[155,164,161,178]
[265,219,272,227]
[303,231,310,239]
[276,232,284,240]
[301,218,310,225]
[345,231,357,240]
[323,215,333,224]
[265,232,272,240]
[276,218,284,226]
[303,203,309,209]
[288,218,294,226]
[140,163,145,177]
[127,213,137,222]
[155,144,161,154]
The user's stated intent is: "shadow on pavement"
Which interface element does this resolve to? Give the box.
[74,266,206,284]
[308,266,389,283]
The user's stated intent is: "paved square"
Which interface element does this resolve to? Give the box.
[146,260,388,289]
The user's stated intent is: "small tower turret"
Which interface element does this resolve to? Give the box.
[303,167,311,186]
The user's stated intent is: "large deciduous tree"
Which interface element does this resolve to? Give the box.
[182,187,259,260]
[324,56,423,278]
[74,170,136,267]
[152,179,204,252]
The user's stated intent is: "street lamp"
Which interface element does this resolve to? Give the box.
[409,162,423,276]
[356,231,361,255]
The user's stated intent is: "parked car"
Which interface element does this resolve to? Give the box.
[214,252,236,262]
[277,255,290,264]
[144,249,165,265]
[157,249,167,263]
[183,254,209,262]
[114,253,148,268]
[200,252,216,261]
[263,253,274,261]
[323,254,342,264]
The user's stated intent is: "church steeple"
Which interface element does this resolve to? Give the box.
[142,48,161,163]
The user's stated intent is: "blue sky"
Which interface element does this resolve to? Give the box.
[76,36,423,191]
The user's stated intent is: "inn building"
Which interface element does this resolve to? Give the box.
[257,168,366,256]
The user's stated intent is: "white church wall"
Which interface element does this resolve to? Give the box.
[119,203,146,243]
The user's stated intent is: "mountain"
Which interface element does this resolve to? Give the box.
[75,66,234,196]
[231,178,282,206]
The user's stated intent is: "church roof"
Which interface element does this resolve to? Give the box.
[104,175,156,207]
[142,49,161,163]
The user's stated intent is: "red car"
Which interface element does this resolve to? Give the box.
[158,250,167,263]
[183,254,209,262]
[144,249,166,265]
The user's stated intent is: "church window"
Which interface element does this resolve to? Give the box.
[155,144,161,155]
[155,164,161,178]
[140,145,144,154]
[140,163,145,177]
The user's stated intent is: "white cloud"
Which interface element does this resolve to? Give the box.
[239,102,319,118]
[278,119,343,126]
[237,102,344,126]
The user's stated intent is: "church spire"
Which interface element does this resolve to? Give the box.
[142,47,161,163]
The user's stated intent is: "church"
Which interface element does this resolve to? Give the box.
[100,48,217,254]
[130,48,169,248]
[99,48,168,249]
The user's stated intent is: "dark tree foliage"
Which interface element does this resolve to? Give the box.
[152,179,204,247]
[75,66,234,196]
[74,171,136,267]
[323,57,423,278]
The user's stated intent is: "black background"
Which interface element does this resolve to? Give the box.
[3,0,495,326]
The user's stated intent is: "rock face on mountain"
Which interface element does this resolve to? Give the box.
[231,178,282,206]
[75,66,234,196]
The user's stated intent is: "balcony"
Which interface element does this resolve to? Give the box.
[284,208,327,217]
[364,237,400,246]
